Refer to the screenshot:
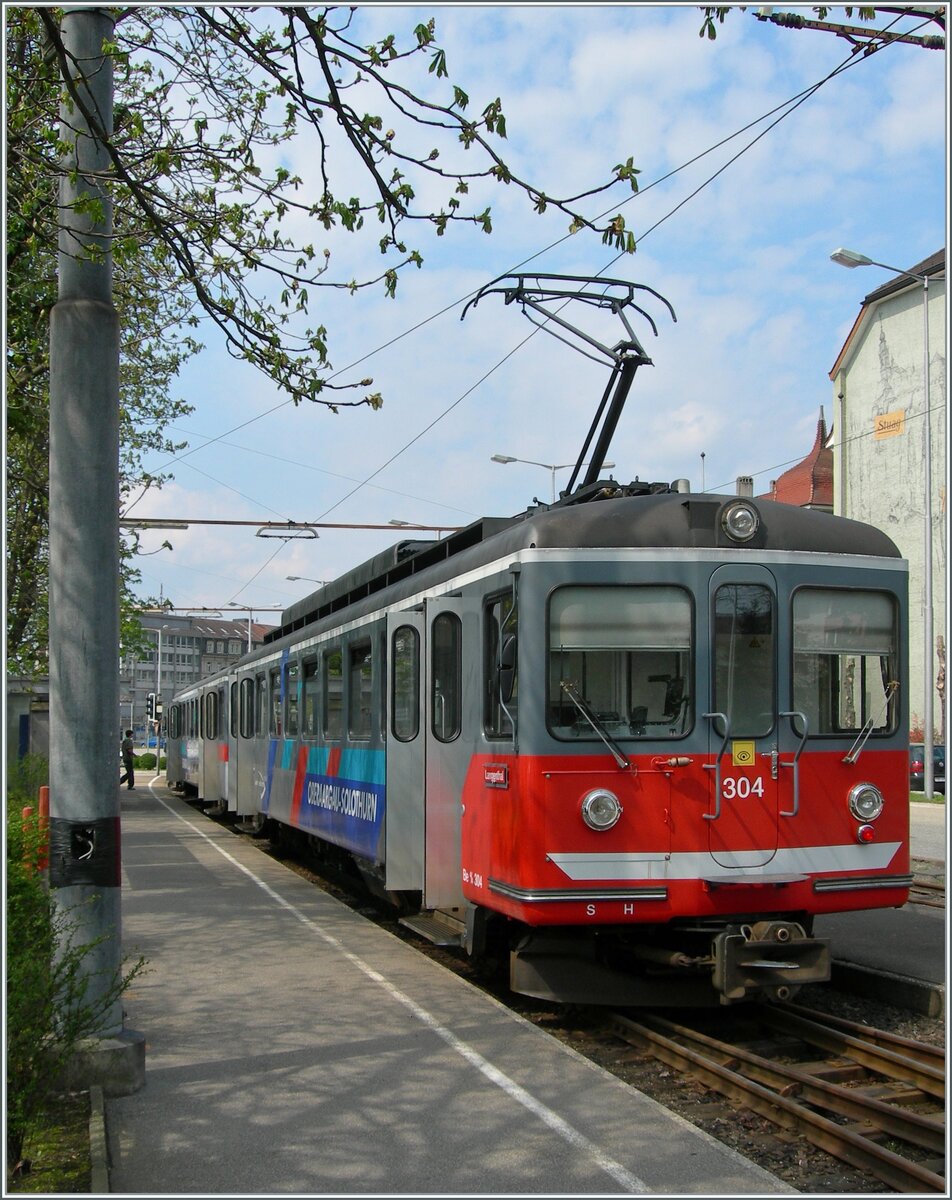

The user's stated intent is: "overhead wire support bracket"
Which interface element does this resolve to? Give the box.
[462,273,676,496]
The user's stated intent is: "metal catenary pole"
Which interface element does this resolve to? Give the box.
[48,6,126,1039]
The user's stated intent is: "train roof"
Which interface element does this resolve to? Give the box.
[266,485,902,645]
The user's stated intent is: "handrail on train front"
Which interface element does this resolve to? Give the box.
[778,710,809,818]
[701,711,730,820]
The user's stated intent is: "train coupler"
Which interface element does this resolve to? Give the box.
[712,920,830,1003]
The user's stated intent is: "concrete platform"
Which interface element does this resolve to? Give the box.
[106,782,793,1195]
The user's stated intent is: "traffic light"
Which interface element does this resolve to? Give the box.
[146,692,156,720]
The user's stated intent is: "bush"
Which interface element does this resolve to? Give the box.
[132,753,166,771]
[6,755,48,809]
[5,806,145,1173]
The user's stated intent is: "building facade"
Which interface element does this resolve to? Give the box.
[828,250,946,743]
[119,612,274,742]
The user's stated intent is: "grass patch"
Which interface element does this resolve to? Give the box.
[6,1090,91,1193]
[910,791,946,804]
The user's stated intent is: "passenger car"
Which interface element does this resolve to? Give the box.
[909,743,945,794]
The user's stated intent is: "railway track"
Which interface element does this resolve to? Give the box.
[610,1003,946,1193]
[909,877,945,909]
[909,860,945,909]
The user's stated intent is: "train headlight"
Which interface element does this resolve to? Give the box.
[721,501,760,542]
[581,788,622,831]
[848,783,884,822]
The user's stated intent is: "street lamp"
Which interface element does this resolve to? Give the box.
[831,247,940,798]
[286,575,328,584]
[491,454,615,502]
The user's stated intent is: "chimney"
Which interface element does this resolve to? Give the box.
[736,475,754,497]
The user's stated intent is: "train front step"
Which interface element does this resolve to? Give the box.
[399,912,465,947]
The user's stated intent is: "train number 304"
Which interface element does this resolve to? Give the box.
[722,775,766,800]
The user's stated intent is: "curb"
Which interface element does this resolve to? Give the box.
[88,1085,109,1194]
[831,958,945,1018]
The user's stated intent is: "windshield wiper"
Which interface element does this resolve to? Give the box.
[560,680,630,770]
[843,680,899,764]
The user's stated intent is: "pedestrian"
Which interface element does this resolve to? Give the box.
[119,729,135,791]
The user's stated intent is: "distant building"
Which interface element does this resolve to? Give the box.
[759,408,833,511]
[6,676,49,769]
[828,249,946,742]
[119,611,275,740]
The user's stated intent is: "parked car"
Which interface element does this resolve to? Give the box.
[909,743,945,794]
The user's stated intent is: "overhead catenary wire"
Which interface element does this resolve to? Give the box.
[135,15,919,597]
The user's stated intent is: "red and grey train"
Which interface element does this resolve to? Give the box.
[166,482,910,1006]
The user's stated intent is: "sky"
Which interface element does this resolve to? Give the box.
[125,3,949,626]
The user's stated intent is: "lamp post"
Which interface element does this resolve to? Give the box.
[491,454,615,502]
[154,623,175,750]
[831,247,940,798]
[286,575,328,584]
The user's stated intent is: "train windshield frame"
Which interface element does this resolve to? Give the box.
[792,586,900,738]
[547,584,693,741]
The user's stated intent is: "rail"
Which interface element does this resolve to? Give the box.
[610,1003,945,1193]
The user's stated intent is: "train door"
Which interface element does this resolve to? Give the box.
[227,678,239,812]
[424,597,479,910]
[706,566,781,868]
[385,612,426,890]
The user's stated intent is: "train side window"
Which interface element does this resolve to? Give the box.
[230,681,238,739]
[485,594,516,739]
[239,677,254,739]
[714,584,775,737]
[270,667,282,737]
[302,658,319,736]
[323,648,343,740]
[792,588,898,736]
[348,641,373,740]
[391,626,420,742]
[169,704,181,739]
[548,586,692,740]
[431,612,462,742]
[286,661,299,737]
[256,675,267,738]
[205,690,219,740]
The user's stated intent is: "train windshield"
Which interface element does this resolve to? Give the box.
[548,585,692,739]
[713,583,775,737]
[792,588,899,736]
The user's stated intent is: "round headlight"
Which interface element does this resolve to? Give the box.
[721,501,760,542]
[848,783,884,822]
[581,788,622,831]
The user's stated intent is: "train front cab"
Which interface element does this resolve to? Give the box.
[388,544,909,1006]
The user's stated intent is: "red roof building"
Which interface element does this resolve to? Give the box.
[758,408,833,511]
